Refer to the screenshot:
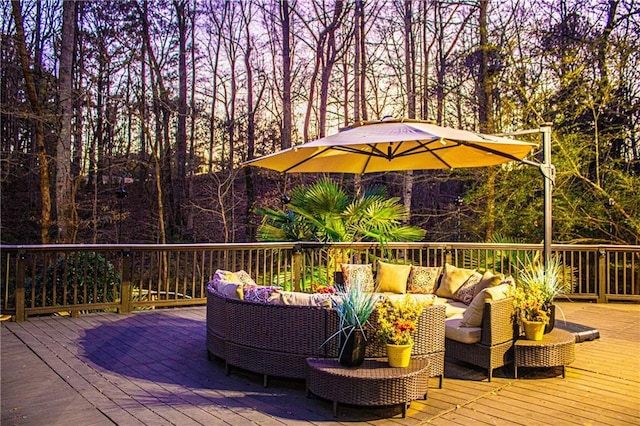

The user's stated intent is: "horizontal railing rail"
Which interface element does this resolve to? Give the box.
[1,242,638,321]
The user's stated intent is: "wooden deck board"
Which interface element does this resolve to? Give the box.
[2,301,639,425]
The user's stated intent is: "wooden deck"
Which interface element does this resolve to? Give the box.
[2,301,639,425]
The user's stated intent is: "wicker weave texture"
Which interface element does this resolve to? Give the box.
[206,291,227,359]
[515,328,576,368]
[225,298,329,356]
[207,287,446,382]
[445,298,516,380]
[481,298,516,346]
[306,358,430,408]
[325,304,446,377]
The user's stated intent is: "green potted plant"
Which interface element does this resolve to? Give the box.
[517,255,574,333]
[325,280,379,367]
[375,295,427,367]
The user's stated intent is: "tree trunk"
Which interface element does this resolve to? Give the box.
[242,1,256,241]
[56,0,76,243]
[174,0,188,234]
[403,0,415,222]
[478,0,496,241]
[11,0,52,244]
[280,0,292,149]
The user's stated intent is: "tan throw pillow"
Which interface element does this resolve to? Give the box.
[407,266,441,294]
[340,263,375,292]
[474,271,503,297]
[233,270,257,286]
[485,283,512,301]
[213,269,242,286]
[459,288,489,327]
[459,282,513,327]
[212,269,244,299]
[376,261,412,294]
[453,271,484,305]
[436,263,476,299]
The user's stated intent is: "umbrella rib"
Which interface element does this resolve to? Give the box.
[412,140,454,169]
[333,145,389,159]
[282,147,334,173]
[456,140,530,163]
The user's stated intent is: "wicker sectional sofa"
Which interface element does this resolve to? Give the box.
[206,282,446,387]
[206,263,517,386]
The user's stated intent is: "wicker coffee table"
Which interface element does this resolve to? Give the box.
[305,358,430,418]
[514,328,575,378]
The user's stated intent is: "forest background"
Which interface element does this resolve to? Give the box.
[1,0,638,247]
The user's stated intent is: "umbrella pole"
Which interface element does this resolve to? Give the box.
[498,124,554,270]
[541,125,554,271]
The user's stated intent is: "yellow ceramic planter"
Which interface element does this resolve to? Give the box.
[386,343,413,367]
[523,319,545,341]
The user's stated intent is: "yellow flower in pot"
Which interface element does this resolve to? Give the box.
[375,295,426,367]
[511,282,550,341]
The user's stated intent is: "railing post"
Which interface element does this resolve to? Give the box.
[292,245,302,292]
[445,246,453,265]
[597,248,607,303]
[14,251,26,322]
[119,250,133,314]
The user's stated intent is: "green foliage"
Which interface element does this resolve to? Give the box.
[25,252,121,307]
[517,255,575,305]
[256,178,426,244]
[324,280,379,345]
[462,129,639,246]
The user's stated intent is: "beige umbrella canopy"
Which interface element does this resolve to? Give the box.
[244,118,538,174]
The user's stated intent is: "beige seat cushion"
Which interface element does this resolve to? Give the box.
[445,318,482,344]
[434,298,468,318]
[436,263,476,299]
[384,293,437,306]
[274,291,332,307]
[376,261,412,294]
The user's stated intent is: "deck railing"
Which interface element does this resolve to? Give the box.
[1,242,638,321]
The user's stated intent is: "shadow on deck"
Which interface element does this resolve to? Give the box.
[2,302,639,425]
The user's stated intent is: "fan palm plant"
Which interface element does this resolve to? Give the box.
[256,178,425,244]
[256,179,425,286]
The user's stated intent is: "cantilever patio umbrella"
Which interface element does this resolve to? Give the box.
[245,118,537,173]
[244,118,552,264]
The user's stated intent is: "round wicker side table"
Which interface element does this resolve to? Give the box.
[305,358,430,418]
[514,328,576,378]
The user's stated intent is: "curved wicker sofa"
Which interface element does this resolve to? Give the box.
[206,284,447,387]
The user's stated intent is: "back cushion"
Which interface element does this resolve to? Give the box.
[459,282,513,327]
[436,263,476,299]
[276,291,333,307]
[340,263,375,292]
[243,286,282,304]
[453,271,484,305]
[376,261,412,294]
[212,269,244,300]
[407,266,441,294]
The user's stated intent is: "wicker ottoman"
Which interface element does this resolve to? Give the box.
[514,328,575,378]
[305,358,430,418]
